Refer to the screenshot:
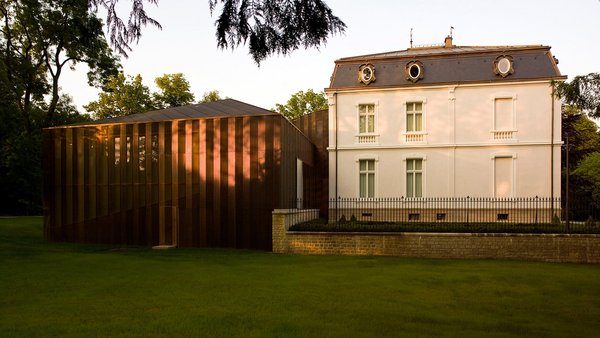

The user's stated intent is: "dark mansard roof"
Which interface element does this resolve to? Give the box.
[327,40,565,90]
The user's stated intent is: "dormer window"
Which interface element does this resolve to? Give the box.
[358,64,376,85]
[494,55,514,77]
[405,61,424,83]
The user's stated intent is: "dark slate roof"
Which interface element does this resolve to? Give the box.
[328,44,565,90]
[71,99,278,126]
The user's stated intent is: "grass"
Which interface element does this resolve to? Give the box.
[1,217,600,337]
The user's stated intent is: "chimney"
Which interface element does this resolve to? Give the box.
[444,35,453,48]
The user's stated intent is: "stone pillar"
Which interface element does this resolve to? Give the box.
[272,209,319,253]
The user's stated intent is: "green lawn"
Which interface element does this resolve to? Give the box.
[1,217,600,337]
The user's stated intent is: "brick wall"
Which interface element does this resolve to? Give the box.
[272,210,600,263]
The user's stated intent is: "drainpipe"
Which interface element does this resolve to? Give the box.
[550,86,555,200]
[550,85,555,219]
[334,92,338,200]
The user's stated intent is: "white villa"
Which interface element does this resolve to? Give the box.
[325,36,565,201]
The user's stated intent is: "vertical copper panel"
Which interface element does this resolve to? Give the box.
[158,122,165,245]
[178,121,190,246]
[53,129,62,238]
[64,128,73,237]
[219,118,229,246]
[96,126,106,242]
[272,117,282,210]
[263,116,275,250]
[119,125,127,243]
[76,128,85,241]
[145,122,154,245]
[131,124,140,244]
[212,118,221,246]
[249,117,259,247]
[242,116,251,248]
[227,118,236,247]
[199,119,207,246]
[256,117,267,248]
[234,117,244,247]
[87,128,97,221]
[170,121,179,246]
[191,120,200,246]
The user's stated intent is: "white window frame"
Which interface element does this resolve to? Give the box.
[402,154,427,198]
[402,97,428,143]
[490,152,517,197]
[355,155,378,198]
[357,103,377,134]
[490,93,518,140]
[355,101,380,144]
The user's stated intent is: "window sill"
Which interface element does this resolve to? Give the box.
[403,132,428,143]
[355,134,379,144]
[490,130,517,141]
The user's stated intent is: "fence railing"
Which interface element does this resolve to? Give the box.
[287,197,600,234]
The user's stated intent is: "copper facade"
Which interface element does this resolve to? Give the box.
[292,109,329,216]
[43,115,315,250]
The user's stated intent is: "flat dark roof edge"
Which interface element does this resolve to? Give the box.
[325,76,568,92]
[44,112,280,130]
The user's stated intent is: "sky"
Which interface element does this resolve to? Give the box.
[61,0,600,113]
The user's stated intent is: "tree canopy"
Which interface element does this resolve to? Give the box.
[89,0,345,64]
[562,105,600,168]
[273,89,328,119]
[154,73,195,108]
[200,90,225,103]
[84,73,155,119]
[0,0,120,130]
[572,152,600,206]
[86,72,200,118]
[555,73,600,118]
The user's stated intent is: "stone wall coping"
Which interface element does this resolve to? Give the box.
[272,209,319,215]
[286,231,600,238]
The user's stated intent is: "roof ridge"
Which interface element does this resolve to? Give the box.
[337,44,550,62]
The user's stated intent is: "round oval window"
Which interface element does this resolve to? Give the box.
[362,68,372,81]
[409,64,421,79]
[498,58,511,75]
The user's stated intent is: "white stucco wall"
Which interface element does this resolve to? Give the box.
[327,81,562,198]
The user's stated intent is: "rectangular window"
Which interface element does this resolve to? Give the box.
[494,98,513,130]
[359,104,375,134]
[359,159,375,198]
[406,159,423,197]
[406,102,423,132]
[494,157,512,197]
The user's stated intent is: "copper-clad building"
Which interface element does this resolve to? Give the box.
[43,99,323,250]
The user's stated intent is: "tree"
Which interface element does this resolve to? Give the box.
[154,73,195,108]
[562,105,600,169]
[572,152,600,206]
[200,90,224,103]
[555,73,600,118]
[209,0,346,64]
[89,0,345,64]
[0,0,119,214]
[84,73,155,119]
[273,89,327,119]
[0,0,120,131]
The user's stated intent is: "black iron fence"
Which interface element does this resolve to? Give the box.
[289,197,600,234]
